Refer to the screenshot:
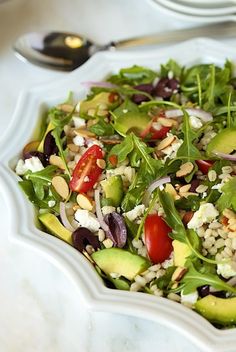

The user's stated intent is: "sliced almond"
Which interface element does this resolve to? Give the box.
[87,108,96,117]
[157,135,175,151]
[67,143,80,153]
[49,155,66,170]
[181,192,198,198]
[158,117,174,127]
[100,138,121,145]
[179,184,191,194]
[171,267,188,282]
[52,176,69,199]
[76,194,94,211]
[96,159,106,169]
[73,204,81,211]
[176,162,194,177]
[74,128,96,138]
[57,103,74,112]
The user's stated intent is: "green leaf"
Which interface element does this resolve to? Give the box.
[108,134,134,165]
[51,127,71,176]
[89,118,115,136]
[25,165,57,183]
[181,260,236,295]
[217,177,236,212]
[108,65,157,85]
[160,59,182,79]
[155,266,176,291]
[49,106,75,128]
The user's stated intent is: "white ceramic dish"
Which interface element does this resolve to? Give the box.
[148,0,236,23]
[1,38,236,352]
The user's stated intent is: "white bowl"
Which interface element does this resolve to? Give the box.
[1,38,236,352]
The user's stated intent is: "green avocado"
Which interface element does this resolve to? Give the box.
[101,175,123,207]
[79,92,113,116]
[173,240,191,267]
[207,127,236,155]
[91,248,150,281]
[37,121,55,152]
[38,213,72,245]
[195,295,236,325]
[113,111,150,136]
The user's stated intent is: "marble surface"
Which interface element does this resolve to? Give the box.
[0,1,235,351]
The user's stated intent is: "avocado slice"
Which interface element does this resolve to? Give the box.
[38,213,72,245]
[79,92,113,116]
[207,127,236,155]
[113,111,150,137]
[173,240,192,267]
[195,295,236,325]
[37,121,55,152]
[91,248,150,281]
[101,175,124,207]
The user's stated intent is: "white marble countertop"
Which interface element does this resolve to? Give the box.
[0,1,236,351]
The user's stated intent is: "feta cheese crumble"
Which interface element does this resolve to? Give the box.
[15,157,44,175]
[73,135,85,146]
[72,116,86,128]
[124,204,145,222]
[74,209,100,232]
[217,263,236,279]
[187,203,219,230]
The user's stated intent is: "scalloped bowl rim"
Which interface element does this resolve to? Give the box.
[1,38,236,352]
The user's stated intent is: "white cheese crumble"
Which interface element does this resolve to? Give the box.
[189,115,203,129]
[72,116,86,128]
[181,291,198,306]
[162,133,183,161]
[217,263,236,279]
[73,135,85,146]
[74,209,100,232]
[48,200,56,208]
[124,204,145,222]
[187,203,219,230]
[15,157,44,175]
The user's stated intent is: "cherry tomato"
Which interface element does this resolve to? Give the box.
[69,145,104,193]
[144,214,173,264]
[140,117,170,140]
[196,160,214,174]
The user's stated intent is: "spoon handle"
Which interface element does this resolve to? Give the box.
[113,21,236,49]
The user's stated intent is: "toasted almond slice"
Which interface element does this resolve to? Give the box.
[76,194,94,211]
[87,108,96,117]
[158,117,174,127]
[157,135,175,151]
[96,159,106,169]
[179,184,191,193]
[181,192,198,198]
[172,267,187,282]
[49,155,66,170]
[73,204,81,211]
[52,176,69,199]
[57,103,74,112]
[74,128,96,138]
[67,143,80,153]
[176,162,194,177]
[100,138,121,145]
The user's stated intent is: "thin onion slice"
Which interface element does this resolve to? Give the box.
[94,189,109,232]
[143,176,171,206]
[81,81,118,89]
[165,108,213,123]
[227,276,236,287]
[213,151,236,161]
[59,202,76,232]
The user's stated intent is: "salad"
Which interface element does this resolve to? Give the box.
[15,60,236,327]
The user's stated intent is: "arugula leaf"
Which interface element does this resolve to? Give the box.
[181,260,236,295]
[176,111,201,161]
[51,127,71,176]
[49,106,75,128]
[175,195,200,211]
[217,177,236,212]
[155,266,176,292]
[108,134,134,165]
[89,118,114,136]
[108,65,157,85]
[25,165,57,183]
[160,59,182,79]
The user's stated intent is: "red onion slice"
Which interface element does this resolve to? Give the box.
[143,176,171,206]
[94,190,109,232]
[59,202,76,232]
[213,151,236,161]
[81,81,118,89]
[165,108,213,123]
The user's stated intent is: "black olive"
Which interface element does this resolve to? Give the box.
[72,227,100,253]
[43,131,59,159]
[154,78,180,99]
[104,212,127,248]
[132,83,154,104]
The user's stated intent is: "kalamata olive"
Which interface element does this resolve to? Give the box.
[43,130,59,158]
[198,285,225,298]
[190,179,201,193]
[104,212,127,248]
[132,83,154,104]
[72,227,100,253]
[154,78,180,99]
[23,151,48,167]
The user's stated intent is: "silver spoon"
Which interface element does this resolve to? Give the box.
[13,22,236,71]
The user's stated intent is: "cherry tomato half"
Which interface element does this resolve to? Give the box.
[144,214,173,264]
[69,145,104,193]
[196,160,214,174]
